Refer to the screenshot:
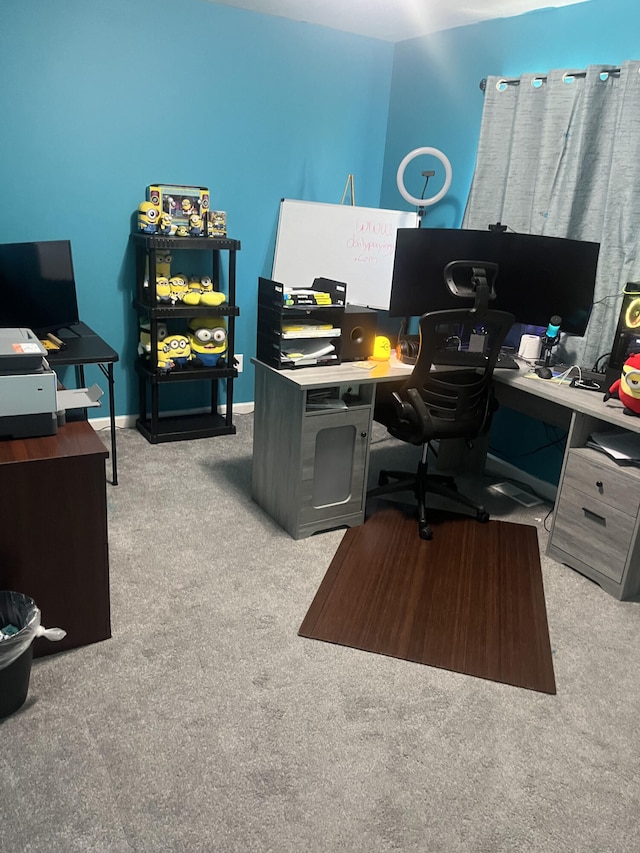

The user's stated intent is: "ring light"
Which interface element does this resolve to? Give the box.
[396,147,453,207]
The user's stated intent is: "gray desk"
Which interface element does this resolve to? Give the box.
[493,369,640,600]
[252,359,640,599]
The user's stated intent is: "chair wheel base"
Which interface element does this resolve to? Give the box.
[418,524,433,541]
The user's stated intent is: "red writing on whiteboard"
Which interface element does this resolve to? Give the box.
[347,233,395,262]
[355,219,395,236]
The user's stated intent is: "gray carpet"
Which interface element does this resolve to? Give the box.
[2,415,639,852]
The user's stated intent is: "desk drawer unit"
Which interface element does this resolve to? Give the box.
[551,484,631,583]
[548,447,640,599]
[563,449,640,507]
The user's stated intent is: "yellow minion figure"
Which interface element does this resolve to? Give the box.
[138,201,160,233]
[156,276,170,303]
[159,334,192,371]
[158,212,173,236]
[156,252,172,278]
[199,276,226,307]
[189,213,203,236]
[188,315,227,367]
[168,274,188,304]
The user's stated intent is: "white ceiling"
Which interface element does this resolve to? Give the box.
[206,0,589,42]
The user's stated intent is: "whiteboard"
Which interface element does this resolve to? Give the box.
[272,199,418,310]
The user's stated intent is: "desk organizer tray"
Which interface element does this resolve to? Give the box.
[257,277,345,369]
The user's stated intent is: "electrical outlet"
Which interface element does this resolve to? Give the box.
[235,354,243,373]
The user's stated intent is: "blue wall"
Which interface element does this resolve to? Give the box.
[0,0,393,413]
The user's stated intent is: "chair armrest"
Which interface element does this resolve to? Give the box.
[389,389,430,445]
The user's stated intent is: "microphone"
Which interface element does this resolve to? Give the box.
[544,315,561,342]
[538,315,562,367]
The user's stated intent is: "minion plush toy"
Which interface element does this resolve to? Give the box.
[199,276,226,307]
[187,316,227,367]
[158,212,173,236]
[604,352,640,415]
[158,334,192,371]
[155,276,171,303]
[138,201,159,233]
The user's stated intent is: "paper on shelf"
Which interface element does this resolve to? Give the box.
[587,429,640,463]
[281,328,340,339]
[282,342,336,361]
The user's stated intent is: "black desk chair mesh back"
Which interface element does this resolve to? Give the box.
[369,307,515,540]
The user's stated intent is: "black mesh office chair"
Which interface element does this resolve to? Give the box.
[368,306,515,540]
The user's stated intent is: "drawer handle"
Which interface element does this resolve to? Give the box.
[582,506,606,525]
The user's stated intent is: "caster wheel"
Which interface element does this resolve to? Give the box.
[378,472,389,486]
[477,510,490,523]
[418,524,433,541]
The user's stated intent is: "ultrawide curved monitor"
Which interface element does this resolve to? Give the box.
[389,228,600,336]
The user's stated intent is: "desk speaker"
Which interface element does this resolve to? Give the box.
[340,306,377,361]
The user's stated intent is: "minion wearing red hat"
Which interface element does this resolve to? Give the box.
[605,352,640,415]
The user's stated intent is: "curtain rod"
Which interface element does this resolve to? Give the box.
[479,67,621,92]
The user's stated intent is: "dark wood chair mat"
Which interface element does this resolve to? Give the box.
[299,504,556,694]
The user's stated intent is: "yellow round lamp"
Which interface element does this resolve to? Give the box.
[371,335,391,362]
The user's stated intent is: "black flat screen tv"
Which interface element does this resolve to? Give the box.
[0,240,80,335]
[389,228,600,336]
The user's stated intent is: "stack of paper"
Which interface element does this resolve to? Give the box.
[281,341,337,365]
[281,322,339,339]
[587,429,640,465]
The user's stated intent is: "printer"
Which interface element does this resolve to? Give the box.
[0,328,102,440]
[0,328,58,439]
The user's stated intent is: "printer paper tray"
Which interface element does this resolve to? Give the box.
[58,384,104,410]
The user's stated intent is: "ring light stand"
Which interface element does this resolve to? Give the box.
[395,147,453,365]
[396,146,453,227]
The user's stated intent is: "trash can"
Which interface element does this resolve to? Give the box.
[0,591,66,718]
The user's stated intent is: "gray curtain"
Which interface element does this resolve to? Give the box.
[463,60,640,369]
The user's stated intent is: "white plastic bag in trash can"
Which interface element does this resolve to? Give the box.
[0,591,67,670]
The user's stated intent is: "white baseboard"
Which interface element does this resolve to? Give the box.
[87,402,255,432]
[88,413,136,430]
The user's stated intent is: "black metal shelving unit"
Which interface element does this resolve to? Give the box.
[132,233,241,444]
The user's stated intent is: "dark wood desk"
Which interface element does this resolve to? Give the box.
[0,419,111,657]
[46,322,119,485]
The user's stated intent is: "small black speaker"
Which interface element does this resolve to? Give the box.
[340,306,377,361]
